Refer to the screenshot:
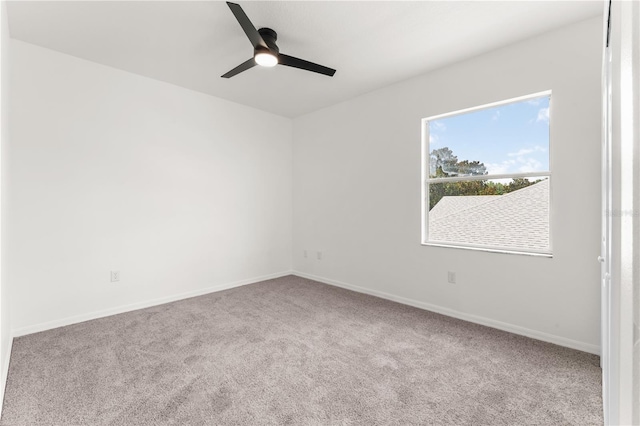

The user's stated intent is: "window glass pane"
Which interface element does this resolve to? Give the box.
[428,95,550,178]
[428,177,549,251]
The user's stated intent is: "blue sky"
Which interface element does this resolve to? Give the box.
[429,95,550,176]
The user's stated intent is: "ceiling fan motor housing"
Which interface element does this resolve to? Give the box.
[257,28,279,55]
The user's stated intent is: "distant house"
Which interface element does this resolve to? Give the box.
[429,179,549,251]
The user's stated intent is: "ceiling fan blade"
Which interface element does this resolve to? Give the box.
[226,2,268,50]
[221,58,256,78]
[278,54,336,77]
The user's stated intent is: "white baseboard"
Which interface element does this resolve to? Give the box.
[293,271,600,355]
[12,270,294,338]
[0,335,13,413]
[10,268,600,354]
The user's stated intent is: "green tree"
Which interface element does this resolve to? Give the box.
[430,148,487,177]
[428,147,541,210]
[507,178,540,192]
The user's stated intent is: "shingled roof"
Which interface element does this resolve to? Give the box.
[428,179,549,251]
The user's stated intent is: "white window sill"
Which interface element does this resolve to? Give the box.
[422,242,553,258]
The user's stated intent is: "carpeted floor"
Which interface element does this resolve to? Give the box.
[1,275,602,425]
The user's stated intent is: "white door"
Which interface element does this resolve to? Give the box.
[599,1,612,423]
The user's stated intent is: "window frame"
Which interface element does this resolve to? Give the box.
[421,91,553,257]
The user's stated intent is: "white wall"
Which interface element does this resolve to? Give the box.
[293,17,602,354]
[9,40,293,334]
[0,0,12,403]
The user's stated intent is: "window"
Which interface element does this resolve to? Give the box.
[422,92,552,256]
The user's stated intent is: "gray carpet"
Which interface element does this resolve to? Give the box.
[1,275,602,425]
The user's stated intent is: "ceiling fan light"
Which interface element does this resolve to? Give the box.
[255,52,278,67]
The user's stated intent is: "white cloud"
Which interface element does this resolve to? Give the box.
[430,120,446,131]
[512,146,545,173]
[487,156,544,175]
[429,134,439,146]
[536,107,549,123]
[492,110,501,121]
[485,159,516,175]
[526,98,542,106]
[507,145,546,157]
[487,145,547,175]
[517,158,543,173]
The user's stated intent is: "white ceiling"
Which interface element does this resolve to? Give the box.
[7,1,602,118]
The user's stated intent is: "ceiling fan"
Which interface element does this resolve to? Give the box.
[221,2,336,78]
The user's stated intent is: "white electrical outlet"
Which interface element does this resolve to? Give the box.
[317,251,323,260]
[110,271,120,282]
[447,271,456,284]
